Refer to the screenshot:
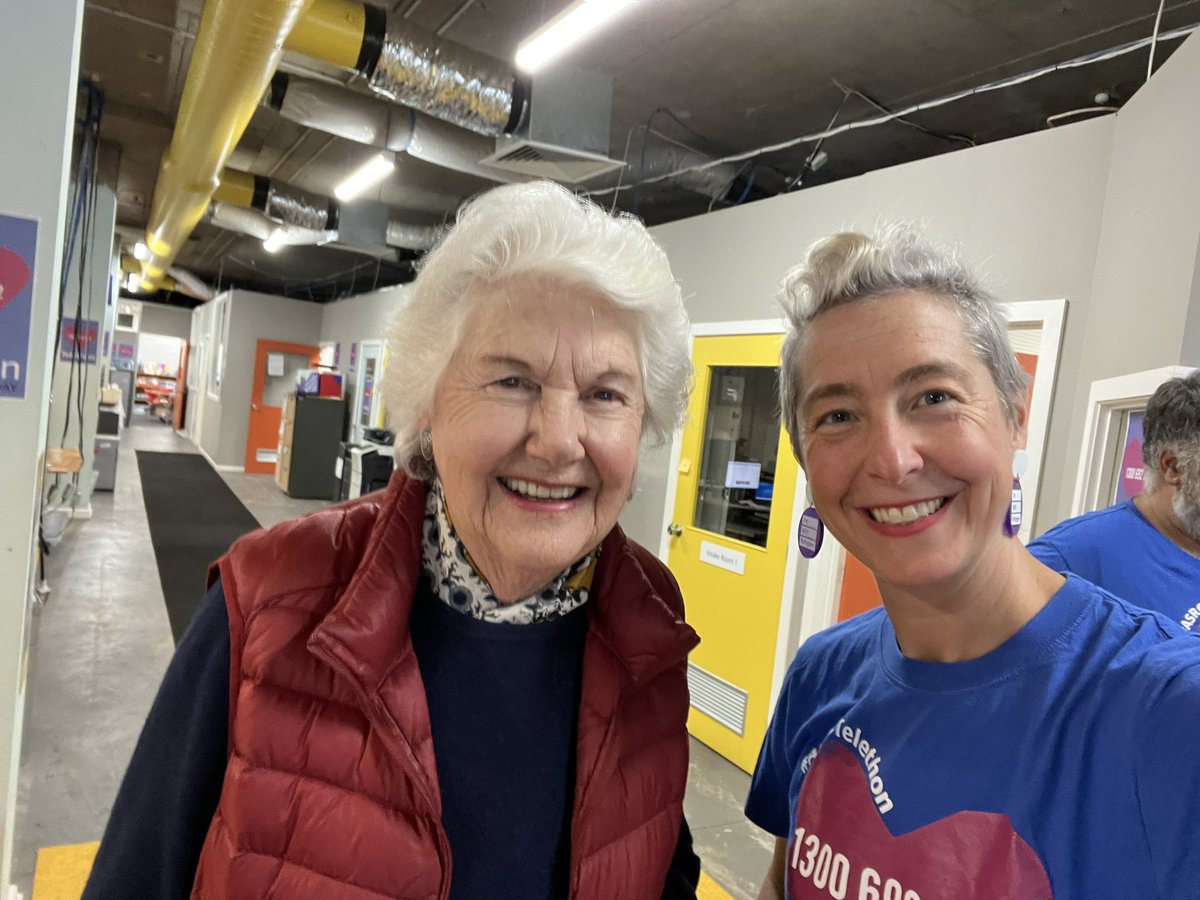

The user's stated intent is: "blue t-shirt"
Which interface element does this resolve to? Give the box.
[745,575,1200,899]
[1028,499,1200,633]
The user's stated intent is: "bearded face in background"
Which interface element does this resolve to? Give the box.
[1171,445,1200,541]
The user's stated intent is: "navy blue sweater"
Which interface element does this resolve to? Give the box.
[83,581,700,898]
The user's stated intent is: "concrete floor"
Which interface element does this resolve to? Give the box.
[12,410,771,898]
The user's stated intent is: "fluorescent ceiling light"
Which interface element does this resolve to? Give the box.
[133,241,150,261]
[515,0,636,73]
[334,153,395,201]
[262,229,287,254]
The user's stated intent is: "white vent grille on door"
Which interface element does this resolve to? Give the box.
[687,663,748,736]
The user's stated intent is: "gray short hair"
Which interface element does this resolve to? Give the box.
[1142,370,1200,489]
[383,180,691,476]
[777,224,1028,460]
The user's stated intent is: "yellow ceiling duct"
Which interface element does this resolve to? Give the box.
[284,0,366,70]
[137,0,316,291]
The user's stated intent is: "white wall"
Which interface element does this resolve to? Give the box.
[631,114,1115,549]
[0,0,84,885]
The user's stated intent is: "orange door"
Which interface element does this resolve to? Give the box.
[172,341,189,431]
[244,339,319,474]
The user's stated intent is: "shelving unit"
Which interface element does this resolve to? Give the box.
[135,371,177,421]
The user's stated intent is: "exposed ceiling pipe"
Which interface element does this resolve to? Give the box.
[120,254,214,301]
[284,0,526,137]
[137,0,519,292]
[215,166,338,231]
[386,220,443,251]
[266,73,523,184]
[137,0,316,291]
[167,266,217,301]
[209,175,441,252]
[271,71,772,204]
[207,201,333,246]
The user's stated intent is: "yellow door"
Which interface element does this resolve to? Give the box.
[668,333,799,772]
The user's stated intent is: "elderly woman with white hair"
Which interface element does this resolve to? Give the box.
[746,226,1200,898]
[84,181,702,900]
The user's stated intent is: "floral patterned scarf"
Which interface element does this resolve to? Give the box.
[421,479,596,625]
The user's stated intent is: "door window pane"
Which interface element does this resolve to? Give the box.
[692,366,780,547]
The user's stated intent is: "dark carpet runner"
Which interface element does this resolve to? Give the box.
[136,451,260,643]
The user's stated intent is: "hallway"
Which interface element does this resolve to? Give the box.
[13,415,771,899]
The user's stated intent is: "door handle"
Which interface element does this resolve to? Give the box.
[667,524,683,537]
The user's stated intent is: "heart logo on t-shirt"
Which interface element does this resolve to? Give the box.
[0,247,32,313]
[787,743,1053,899]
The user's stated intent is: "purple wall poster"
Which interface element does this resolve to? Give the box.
[60,317,100,364]
[1114,410,1146,503]
[0,212,38,399]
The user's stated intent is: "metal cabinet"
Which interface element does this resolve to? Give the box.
[275,394,345,500]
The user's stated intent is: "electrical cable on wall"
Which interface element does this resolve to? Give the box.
[45,78,104,516]
[587,21,1197,200]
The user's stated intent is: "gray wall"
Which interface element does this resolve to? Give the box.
[627,114,1115,550]
[194,290,323,467]
[1080,31,1200,381]
[138,301,192,340]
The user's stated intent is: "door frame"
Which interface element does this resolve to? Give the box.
[1069,365,1194,516]
[660,302,1068,708]
[658,319,845,711]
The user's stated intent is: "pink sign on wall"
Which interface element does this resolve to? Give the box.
[1114,411,1146,503]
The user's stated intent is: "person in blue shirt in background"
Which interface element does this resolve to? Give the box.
[1028,369,1200,633]
[746,224,1200,899]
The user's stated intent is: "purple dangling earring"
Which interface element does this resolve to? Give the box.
[1005,449,1029,537]
[798,485,824,558]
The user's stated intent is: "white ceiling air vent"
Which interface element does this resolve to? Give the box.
[481,64,623,184]
[482,136,624,183]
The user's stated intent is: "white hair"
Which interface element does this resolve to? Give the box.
[777,224,1028,460]
[382,180,691,476]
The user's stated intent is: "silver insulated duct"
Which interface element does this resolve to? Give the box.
[366,18,520,137]
[265,180,334,231]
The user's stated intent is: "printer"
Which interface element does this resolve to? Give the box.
[337,429,396,500]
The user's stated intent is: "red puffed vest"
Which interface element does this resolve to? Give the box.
[192,474,699,900]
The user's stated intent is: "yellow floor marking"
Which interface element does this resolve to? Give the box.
[32,841,99,900]
[32,840,737,900]
[698,869,736,899]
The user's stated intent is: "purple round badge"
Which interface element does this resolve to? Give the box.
[798,507,824,558]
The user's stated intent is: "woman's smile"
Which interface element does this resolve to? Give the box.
[799,291,1026,596]
[425,274,645,601]
[498,476,586,504]
[863,495,949,528]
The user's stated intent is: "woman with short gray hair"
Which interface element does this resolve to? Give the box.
[748,225,1200,897]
